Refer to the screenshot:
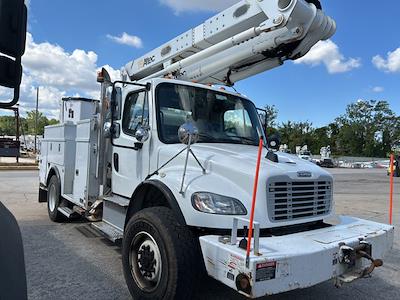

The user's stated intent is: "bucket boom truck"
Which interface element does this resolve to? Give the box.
[39,0,394,299]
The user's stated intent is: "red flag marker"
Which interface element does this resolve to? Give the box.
[246,137,264,267]
[389,154,394,225]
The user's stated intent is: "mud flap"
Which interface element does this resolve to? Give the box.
[38,186,47,203]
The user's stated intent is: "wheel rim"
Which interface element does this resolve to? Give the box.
[129,231,162,292]
[48,184,57,212]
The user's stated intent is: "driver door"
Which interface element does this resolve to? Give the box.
[112,88,151,198]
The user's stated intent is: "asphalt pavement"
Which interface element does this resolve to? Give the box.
[0,169,399,300]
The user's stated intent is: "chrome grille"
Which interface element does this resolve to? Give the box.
[267,180,332,222]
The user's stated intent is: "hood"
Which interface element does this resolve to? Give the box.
[155,143,334,229]
[157,143,331,186]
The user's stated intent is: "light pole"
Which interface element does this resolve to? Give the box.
[34,87,39,154]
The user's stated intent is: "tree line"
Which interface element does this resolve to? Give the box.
[263,100,399,158]
[1,100,399,158]
[0,111,58,136]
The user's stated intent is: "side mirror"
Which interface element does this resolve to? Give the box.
[267,134,281,151]
[110,87,122,120]
[0,0,28,108]
[103,122,112,138]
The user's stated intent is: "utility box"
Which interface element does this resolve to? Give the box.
[40,123,77,195]
[60,97,99,124]
[40,97,101,209]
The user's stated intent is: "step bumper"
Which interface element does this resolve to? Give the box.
[199,216,394,298]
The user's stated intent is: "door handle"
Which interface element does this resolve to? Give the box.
[113,153,119,172]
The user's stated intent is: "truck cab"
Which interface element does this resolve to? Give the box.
[104,78,334,230]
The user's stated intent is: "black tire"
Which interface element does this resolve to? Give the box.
[47,175,64,222]
[122,207,202,300]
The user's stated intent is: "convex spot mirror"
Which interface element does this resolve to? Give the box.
[0,56,22,88]
[178,122,199,145]
[103,121,120,139]
[135,126,150,143]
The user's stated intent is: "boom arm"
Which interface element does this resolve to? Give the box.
[124,0,335,86]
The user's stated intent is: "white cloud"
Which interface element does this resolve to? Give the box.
[23,33,100,91]
[372,86,384,93]
[0,33,121,118]
[294,40,361,74]
[107,32,143,48]
[160,0,236,13]
[372,47,400,73]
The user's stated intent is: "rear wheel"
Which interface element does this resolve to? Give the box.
[122,207,202,300]
[47,175,64,222]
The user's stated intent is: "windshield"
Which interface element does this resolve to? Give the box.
[156,83,263,145]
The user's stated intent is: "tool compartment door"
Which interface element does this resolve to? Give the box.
[38,139,48,185]
[73,119,99,208]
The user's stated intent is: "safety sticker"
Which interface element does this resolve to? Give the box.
[256,261,276,282]
[228,254,244,270]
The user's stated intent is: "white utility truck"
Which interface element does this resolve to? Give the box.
[39,0,394,299]
[296,145,313,162]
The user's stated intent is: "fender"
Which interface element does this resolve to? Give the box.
[46,165,61,187]
[126,179,187,228]
[38,165,61,203]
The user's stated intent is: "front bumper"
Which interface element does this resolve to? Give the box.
[199,216,394,298]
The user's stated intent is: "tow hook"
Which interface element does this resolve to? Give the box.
[339,241,383,278]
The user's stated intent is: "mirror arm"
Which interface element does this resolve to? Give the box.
[146,147,188,180]
[266,150,279,163]
[112,80,151,91]
[134,142,144,150]
[0,87,20,109]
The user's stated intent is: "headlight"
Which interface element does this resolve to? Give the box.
[191,192,247,215]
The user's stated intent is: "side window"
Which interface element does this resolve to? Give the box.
[122,91,149,137]
[224,109,251,133]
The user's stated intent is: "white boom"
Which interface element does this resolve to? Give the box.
[124,0,335,85]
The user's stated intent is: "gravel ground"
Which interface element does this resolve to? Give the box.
[0,169,399,300]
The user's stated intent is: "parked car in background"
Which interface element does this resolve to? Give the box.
[317,158,335,168]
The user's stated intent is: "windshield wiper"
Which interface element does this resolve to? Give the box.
[226,136,257,145]
[198,133,258,145]
[198,133,218,142]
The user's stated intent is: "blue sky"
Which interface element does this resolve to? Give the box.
[2,0,399,126]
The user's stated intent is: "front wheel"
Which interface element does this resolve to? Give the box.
[122,207,202,300]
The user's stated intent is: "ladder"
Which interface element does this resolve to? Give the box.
[123,0,335,86]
